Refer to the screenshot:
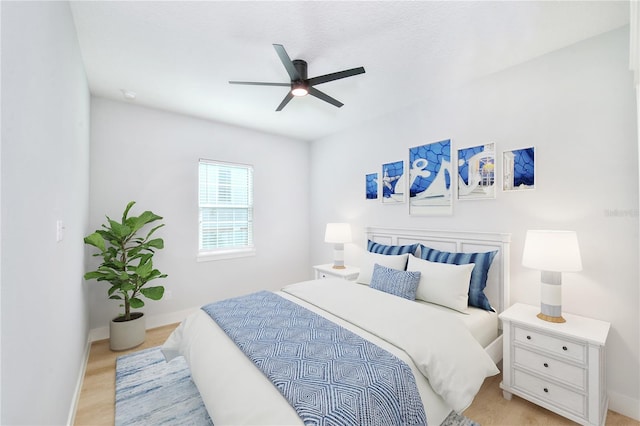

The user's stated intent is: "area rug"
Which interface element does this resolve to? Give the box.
[115,346,213,425]
[115,346,480,426]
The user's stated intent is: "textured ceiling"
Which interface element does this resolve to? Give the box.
[69,1,629,141]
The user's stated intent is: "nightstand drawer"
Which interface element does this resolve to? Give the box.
[514,347,586,389]
[514,369,586,416]
[514,326,586,364]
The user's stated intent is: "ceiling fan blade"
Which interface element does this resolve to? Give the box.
[308,87,343,108]
[276,92,294,111]
[229,81,290,87]
[273,44,301,81]
[307,67,365,86]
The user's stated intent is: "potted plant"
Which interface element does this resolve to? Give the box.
[84,201,167,350]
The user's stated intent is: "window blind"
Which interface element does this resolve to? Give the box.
[198,159,253,253]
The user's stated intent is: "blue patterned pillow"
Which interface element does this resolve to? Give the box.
[368,240,419,256]
[418,245,497,311]
[370,263,421,300]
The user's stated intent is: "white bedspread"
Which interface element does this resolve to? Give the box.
[162,279,499,425]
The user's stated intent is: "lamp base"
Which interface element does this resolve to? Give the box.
[332,265,346,270]
[537,312,566,323]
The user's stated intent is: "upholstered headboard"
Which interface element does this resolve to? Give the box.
[365,227,511,315]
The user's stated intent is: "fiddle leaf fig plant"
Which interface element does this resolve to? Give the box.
[84,201,167,321]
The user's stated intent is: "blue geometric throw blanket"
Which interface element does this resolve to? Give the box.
[201,291,427,426]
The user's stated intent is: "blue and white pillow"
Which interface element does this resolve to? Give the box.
[370,263,421,301]
[367,240,419,256]
[418,245,497,311]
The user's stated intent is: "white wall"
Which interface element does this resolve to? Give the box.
[0,2,90,425]
[88,98,311,330]
[310,27,639,419]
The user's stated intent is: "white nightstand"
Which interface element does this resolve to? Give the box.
[313,264,360,281]
[499,303,610,426]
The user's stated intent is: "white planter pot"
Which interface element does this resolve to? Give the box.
[109,312,146,351]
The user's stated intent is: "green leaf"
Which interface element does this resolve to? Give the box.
[144,224,165,241]
[108,219,131,239]
[140,286,164,300]
[136,260,153,278]
[109,295,122,300]
[129,298,144,309]
[127,211,163,234]
[122,201,136,222]
[121,282,136,292]
[146,238,164,249]
[83,233,106,252]
[84,271,105,280]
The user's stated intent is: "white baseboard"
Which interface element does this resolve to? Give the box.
[88,306,199,342]
[66,337,91,426]
[609,390,640,421]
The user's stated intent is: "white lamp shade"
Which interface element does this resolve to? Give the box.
[522,230,582,272]
[324,223,352,244]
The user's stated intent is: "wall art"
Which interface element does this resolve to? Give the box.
[381,160,405,204]
[409,139,453,215]
[457,143,496,200]
[503,147,535,191]
[365,172,378,199]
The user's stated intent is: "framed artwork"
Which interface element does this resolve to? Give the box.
[503,147,535,191]
[381,160,405,204]
[409,139,453,215]
[457,143,496,200]
[365,172,378,199]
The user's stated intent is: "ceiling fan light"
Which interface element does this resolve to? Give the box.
[291,84,308,97]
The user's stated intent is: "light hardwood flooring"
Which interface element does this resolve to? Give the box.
[74,323,639,426]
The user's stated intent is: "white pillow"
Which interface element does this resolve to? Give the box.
[407,255,474,312]
[356,252,409,285]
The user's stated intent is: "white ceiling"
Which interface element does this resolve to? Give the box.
[69,1,630,141]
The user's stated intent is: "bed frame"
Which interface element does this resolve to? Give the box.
[365,226,511,364]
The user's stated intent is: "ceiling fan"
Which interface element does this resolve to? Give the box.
[229,44,365,111]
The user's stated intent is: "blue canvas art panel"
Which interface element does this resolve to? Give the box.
[409,140,453,215]
[366,172,378,199]
[382,160,405,203]
[458,146,485,184]
[513,148,534,186]
[503,147,535,191]
[457,143,496,200]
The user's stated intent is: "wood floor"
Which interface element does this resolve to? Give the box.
[74,323,639,426]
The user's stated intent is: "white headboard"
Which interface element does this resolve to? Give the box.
[365,227,511,315]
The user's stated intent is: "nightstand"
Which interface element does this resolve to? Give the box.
[313,264,360,281]
[499,303,610,426]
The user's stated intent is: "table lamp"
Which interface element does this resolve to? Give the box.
[522,230,582,323]
[324,223,352,269]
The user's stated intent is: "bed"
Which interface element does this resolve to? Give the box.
[162,227,511,425]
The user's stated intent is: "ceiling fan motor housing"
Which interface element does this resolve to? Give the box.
[292,59,308,80]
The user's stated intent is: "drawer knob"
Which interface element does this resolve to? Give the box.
[543,363,549,368]
[562,346,568,351]
[526,335,532,340]
[543,388,549,393]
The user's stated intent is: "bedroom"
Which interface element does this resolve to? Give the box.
[1,1,638,425]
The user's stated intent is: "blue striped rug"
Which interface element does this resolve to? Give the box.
[115,346,479,426]
[115,346,213,425]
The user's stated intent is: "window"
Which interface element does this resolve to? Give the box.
[198,159,254,260]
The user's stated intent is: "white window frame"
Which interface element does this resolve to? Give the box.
[197,159,255,262]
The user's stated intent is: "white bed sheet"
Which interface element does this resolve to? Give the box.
[162,279,499,425]
[420,302,499,348]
